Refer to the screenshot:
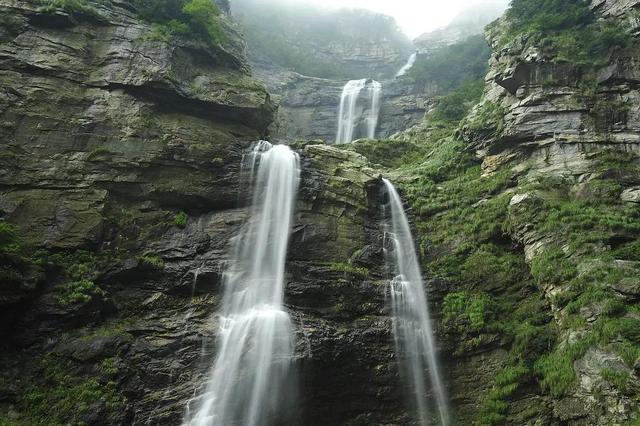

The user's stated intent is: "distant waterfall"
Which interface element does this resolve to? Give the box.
[184,141,300,426]
[396,52,417,77]
[382,179,449,426]
[335,79,382,144]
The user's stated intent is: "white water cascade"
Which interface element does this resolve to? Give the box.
[396,52,417,77]
[335,79,382,144]
[183,141,300,426]
[382,179,450,426]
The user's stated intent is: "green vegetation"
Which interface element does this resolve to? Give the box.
[174,211,188,228]
[55,279,104,306]
[429,80,485,123]
[139,254,165,270]
[15,355,124,425]
[501,0,631,65]
[406,35,491,93]
[0,219,32,284]
[478,364,529,424]
[442,291,494,334]
[327,262,369,278]
[133,0,224,46]
[46,250,124,307]
[36,0,103,19]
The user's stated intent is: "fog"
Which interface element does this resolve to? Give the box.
[258,0,510,38]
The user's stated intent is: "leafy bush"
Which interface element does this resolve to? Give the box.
[55,279,104,306]
[132,0,223,46]
[174,211,188,228]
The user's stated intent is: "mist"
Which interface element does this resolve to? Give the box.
[235,0,510,38]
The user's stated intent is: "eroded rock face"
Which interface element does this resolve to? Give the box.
[452,2,640,423]
[0,2,418,423]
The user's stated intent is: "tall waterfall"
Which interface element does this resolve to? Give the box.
[382,179,449,426]
[184,141,300,426]
[335,79,382,144]
[396,52,417,77]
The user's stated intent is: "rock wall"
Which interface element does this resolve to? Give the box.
[257,66,435,144]
[0,1,415,424]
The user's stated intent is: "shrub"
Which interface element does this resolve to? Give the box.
[55,279,104,306]
[132,0,223,46]
[174,211,188,228]
[139,255,165,270]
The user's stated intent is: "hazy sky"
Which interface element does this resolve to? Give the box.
[302,0,509,38]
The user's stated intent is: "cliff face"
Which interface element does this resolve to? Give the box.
[259,67,434,144]
[0,1,413,424]
[2,0,640,425]
[387,0,640,423]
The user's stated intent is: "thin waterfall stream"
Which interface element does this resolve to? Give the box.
[183,141,300,426]
[383,178,450,426]
[336,78,382,144]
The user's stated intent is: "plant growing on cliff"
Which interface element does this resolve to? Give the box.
[504,0,631,65]
[174,211,188,228]
[133,0,224,46]
[37,0,103,19]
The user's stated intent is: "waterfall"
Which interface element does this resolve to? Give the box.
[382,179,449,426]
[366,80,382,140]
[396,52,417,77]
[335,79,382,144]
[183,141,300,426]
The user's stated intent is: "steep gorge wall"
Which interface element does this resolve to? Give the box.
[0,1,414,424]
[385,0,640,423]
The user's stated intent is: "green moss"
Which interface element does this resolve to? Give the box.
[530,246,577,287]
[100,357,118,376]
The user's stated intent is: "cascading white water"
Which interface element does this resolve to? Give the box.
[183,141,300,426]
[366,80,382,140]
[382,178,449,426]
[335,79,382,144]
[396,52,417,77]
